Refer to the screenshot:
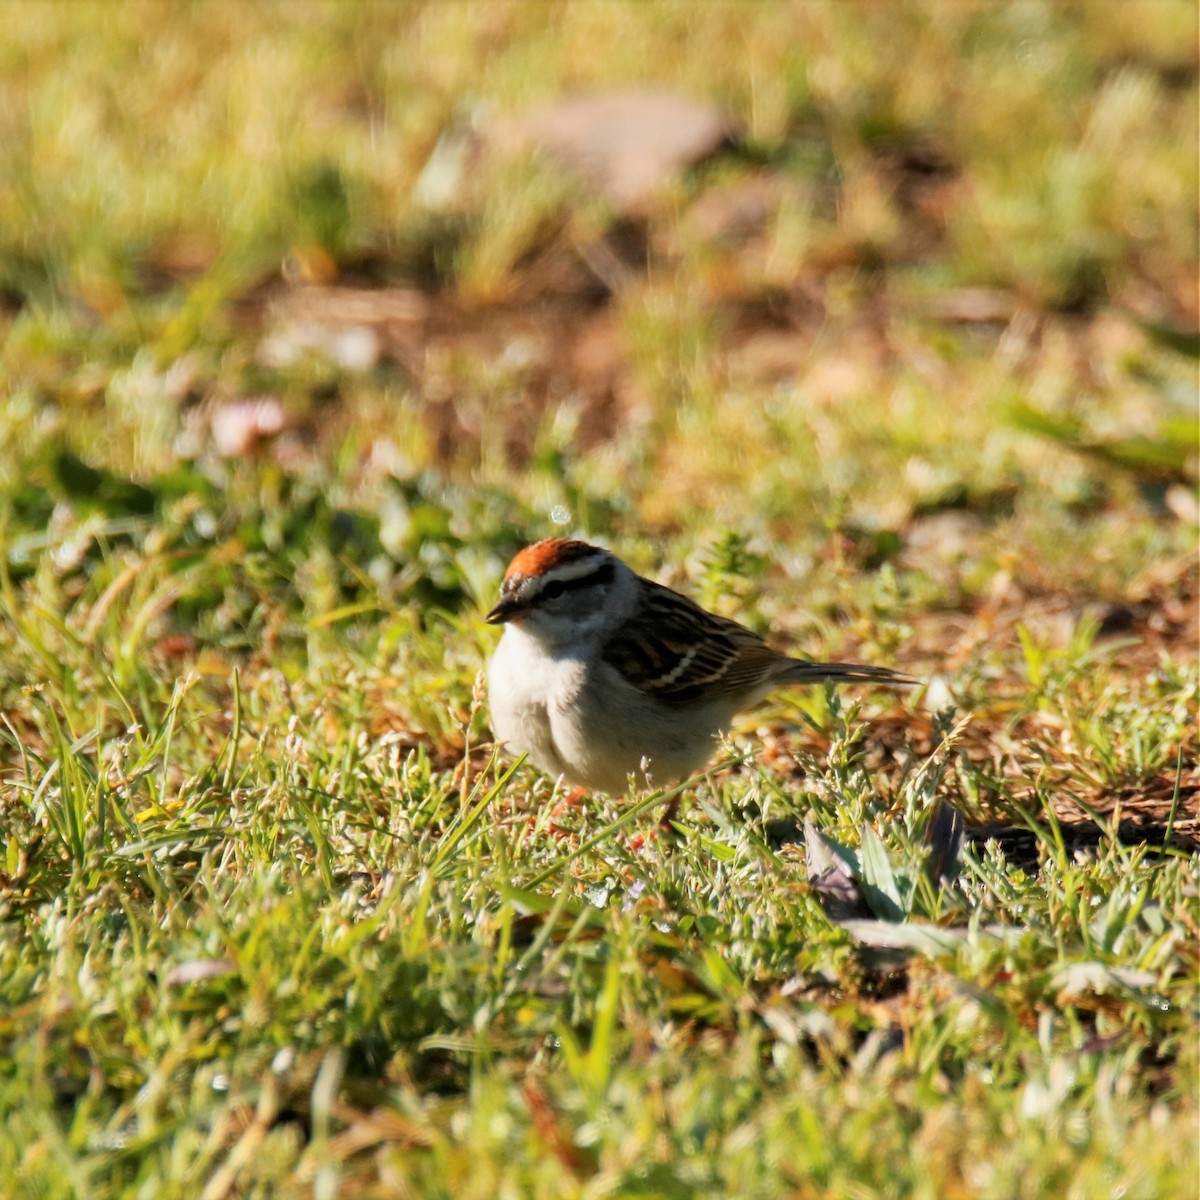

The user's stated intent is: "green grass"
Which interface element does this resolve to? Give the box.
[1,3,1197,1197]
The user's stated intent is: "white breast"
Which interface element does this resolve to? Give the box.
[487,625,573,780]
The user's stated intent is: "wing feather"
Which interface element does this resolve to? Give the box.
[601,581,780,704]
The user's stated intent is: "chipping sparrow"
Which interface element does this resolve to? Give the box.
[486,539,911,794]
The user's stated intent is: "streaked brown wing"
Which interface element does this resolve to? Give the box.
[600,581,780,705]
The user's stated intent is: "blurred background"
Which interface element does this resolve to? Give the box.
[0,0,1195,667]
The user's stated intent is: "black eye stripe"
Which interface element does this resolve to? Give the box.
[535,560,615,600]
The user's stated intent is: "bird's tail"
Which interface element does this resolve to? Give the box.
[779,659,916,687]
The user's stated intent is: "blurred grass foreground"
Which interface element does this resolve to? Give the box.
[0,4,1197,1198]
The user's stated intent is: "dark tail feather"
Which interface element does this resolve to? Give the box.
[781,659,917,687]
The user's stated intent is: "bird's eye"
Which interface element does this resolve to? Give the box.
[542,580,565,600]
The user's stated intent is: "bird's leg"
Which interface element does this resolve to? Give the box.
[626,795,685,850]
[538,785,588,839]
[659,793,681,832]
[550,786,588,818]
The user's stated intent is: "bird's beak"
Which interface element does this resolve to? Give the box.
[486,596,527,624]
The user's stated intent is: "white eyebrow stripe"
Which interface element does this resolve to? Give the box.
[537,555,608,585]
